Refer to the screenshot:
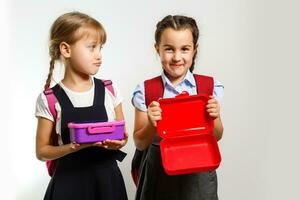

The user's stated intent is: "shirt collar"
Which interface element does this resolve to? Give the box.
[161,70,196,88]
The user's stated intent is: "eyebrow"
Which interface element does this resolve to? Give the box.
[163,44,193,48]
[85,41,102,46]
[87,41,99,44]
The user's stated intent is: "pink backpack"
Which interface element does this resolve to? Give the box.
[43,79,115,176]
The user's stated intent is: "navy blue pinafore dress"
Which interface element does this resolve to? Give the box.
[44,78,127,200]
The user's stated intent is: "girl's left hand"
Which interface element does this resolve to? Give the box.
[206,96,220,119]
[93,132,128,150]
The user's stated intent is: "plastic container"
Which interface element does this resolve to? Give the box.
[157,92,221,175]
[68,120,125,143]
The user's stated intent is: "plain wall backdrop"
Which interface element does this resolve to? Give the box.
[2,0,300,199]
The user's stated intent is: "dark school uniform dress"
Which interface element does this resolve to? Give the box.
[135,144,218,200]
[44,78,127,200]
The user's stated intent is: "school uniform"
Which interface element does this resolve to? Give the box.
[132,71,224,200]
[36,78,127,200]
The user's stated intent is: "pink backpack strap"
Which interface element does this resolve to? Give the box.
[101,79,115,97]
[43,88,58,177]
[44,89,57,120]
[43,88,58,145]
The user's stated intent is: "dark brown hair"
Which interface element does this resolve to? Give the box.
[44,11,106,90]
[155,15,199,72]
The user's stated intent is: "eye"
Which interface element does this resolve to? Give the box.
[182,47,190,52]
[165,48,173,52]
[87,45,94,50]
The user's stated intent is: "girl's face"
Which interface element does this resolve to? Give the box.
[156,28,196,84]
[67,34,103,77]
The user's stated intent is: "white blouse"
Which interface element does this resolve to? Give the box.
[35,78,123,145]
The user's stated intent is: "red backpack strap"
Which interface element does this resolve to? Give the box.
[193,74,214,95]
[144,76,164,107]
[101,79,115,97]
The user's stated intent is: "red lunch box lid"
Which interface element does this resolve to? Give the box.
[157,91,214,139]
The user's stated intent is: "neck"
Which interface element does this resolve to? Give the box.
[62,69,93,92]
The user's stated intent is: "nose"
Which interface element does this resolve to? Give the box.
[172,51,181,62]
[95,49,102,60]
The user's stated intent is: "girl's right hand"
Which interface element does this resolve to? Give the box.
[147,101,162,127]
[69,142,93,152]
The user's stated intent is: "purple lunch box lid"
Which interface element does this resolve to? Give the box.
[68,120,125,129]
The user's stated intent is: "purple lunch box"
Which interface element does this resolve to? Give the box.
[68,120,125,143]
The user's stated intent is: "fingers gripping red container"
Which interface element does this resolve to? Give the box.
[157,92,221,175]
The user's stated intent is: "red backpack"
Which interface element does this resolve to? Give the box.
[43,79,115,177]
[131,74,213,186]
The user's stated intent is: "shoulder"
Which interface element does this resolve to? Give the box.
[133,81,145,94]
[193,74,214,83]
[132,82,147,112]
[133,75,164,93]
[96,78,123,107]
[193,73,224,100]
[193,73,224,86]
[94,78,115,94]
[36,92,47,106]
[214,79,224,88]
[35,92,54,121]
[144,75,162,83]
[193,73,213,78]
[132,76,161,112]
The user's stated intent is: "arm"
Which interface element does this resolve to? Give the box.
[35,117,90,161]
[213,116,223,141]
[112,103,128,147]
[133,101,161,150]
[114,103,125,121]
[206,96,224,141]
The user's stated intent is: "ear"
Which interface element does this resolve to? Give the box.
[59,42,71,58]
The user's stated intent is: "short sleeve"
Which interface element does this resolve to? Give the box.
[108,81,123,107]
[213,80,224,102]
[35,92,54,122]
[131,82,147,112]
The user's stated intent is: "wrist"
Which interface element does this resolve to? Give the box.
[69,143,76,152]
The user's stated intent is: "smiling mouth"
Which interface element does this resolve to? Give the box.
[170,64,184,67]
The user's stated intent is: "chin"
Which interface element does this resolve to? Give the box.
[90,70,100,75]
[172,70,186,77]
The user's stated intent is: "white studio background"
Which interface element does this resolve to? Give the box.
[3,0,300,199]
[1,0,15,199]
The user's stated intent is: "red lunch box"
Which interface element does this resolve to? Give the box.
[157,91,221,175]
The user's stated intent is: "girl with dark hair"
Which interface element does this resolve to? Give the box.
[132,15,224,200]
